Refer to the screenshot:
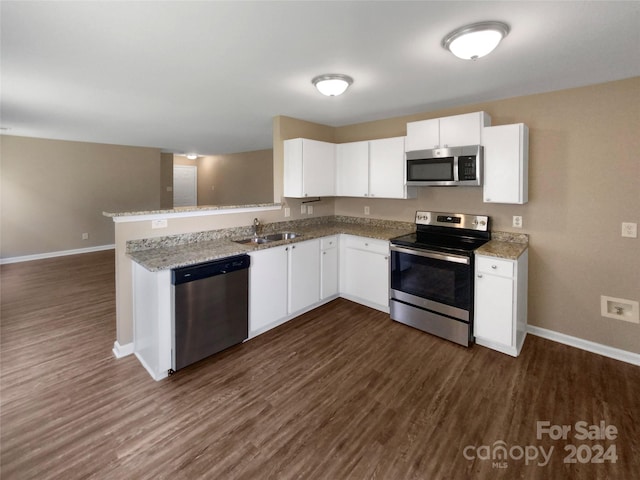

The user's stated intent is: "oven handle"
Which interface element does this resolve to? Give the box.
[390,245,470,265]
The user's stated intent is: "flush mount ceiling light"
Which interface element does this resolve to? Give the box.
[442,21,510,60]
[312,74,353,96]
[185,153,198,160]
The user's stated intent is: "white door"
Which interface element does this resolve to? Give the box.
[173,165,197,207]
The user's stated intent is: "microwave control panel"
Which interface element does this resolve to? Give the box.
[458,156,477,180]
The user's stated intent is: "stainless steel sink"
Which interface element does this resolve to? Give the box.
[233,232,300,245]
[233,237,270,245]
[263,232,299,241]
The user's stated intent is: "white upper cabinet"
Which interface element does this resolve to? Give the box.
[406,111,491,151]
[483,123,529,204]
[369,137,413,198]
[406,118,440,151]
[284,138,336,198]
[336,141,369,197]
[336,137,415,199]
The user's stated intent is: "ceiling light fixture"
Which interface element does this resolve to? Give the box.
[442,21,510,60]
[312,74,353,96]
[185,153,198,160]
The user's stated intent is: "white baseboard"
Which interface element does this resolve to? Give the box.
[1,244,115,265]
[527,325,640,366]
[135,352,168,381]
[112,340,134,358]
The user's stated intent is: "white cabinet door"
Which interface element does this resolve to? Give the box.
[283,138,304,198]
[288,239,321,314]
[336,141,369,197]
[369,136,407,199]
[304,139,336,197]
[249,246,288,332]
[406,118,439,151]
[321,237,339,299]
[439,112,489,147]
[483,123,529,204]
[474,271,514,346]
[474,251,528,356]
[341,235,390,311]
[283,138,336,198]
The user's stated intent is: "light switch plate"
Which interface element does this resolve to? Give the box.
[307,205,313,215]
[284,207,290,218]
[622,222,637,238]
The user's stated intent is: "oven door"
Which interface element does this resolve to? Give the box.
[390,245,472,321]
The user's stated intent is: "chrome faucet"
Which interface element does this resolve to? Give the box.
[253,218,261,237]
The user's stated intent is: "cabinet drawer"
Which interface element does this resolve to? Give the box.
[344,235,389,255]
[321,236,338,250]
[477,256,514,277]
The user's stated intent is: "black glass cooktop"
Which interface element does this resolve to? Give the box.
[390,232,490,255]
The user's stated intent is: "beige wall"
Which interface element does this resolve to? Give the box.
[173,150,274,206]
[160,153,174,209]
[279,78,639,354]
[0,136,161,258]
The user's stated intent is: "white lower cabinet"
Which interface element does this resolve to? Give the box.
[248,245,289,333]
[288,239,321,313]
[320,236,339,300]
[248,239,320,336]
[340,235,390,312]
[474,250,528,356]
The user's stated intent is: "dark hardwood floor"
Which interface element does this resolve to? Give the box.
[1,251,639,479]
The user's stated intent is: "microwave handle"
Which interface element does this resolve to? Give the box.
[453,156,459,182]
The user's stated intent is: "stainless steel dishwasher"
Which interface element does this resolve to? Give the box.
[171,254,250,371]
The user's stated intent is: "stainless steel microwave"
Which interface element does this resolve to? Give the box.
[406,145,483,187]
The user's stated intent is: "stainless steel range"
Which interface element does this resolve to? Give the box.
[389,211,490,347]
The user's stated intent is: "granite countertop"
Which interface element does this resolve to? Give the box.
[129,217,414,272]
[128,216,529,271]
[475,232,529,260]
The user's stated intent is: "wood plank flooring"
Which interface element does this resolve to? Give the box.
[1,251,639,479]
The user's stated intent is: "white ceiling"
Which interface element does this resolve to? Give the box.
[2,1,639,155]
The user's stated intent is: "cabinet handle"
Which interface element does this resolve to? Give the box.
[285,247,289,251]
[364,193,368,197]
[365,243,369,246]
[370,193,375,197]
[323,251,326,255]
[384,256,389,260]
[491,265,497,269]
[292,245,296,249]
[477,274,483,278]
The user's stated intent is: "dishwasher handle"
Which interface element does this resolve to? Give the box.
[172,254,250,285]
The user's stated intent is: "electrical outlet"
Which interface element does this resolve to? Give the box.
[151,219,168,229]
[512,216,523,228]
[364,206,370,215]
[284,207,290,218]
[622,222,637,238]
[81,233,89,240]
[307,205,313,215]
[301,204,306,214]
